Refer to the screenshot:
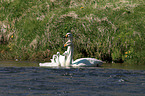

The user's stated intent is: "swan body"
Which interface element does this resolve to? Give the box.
[39,57,102,67]
[39,33,103,68]
[72,58,102,67]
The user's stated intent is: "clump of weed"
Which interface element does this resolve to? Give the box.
[0,0,144,64]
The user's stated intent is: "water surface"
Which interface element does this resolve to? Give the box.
[0,61,145,96]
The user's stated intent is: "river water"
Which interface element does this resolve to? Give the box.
[0,61,145,96]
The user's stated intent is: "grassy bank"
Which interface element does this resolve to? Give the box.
[0,0,145,64]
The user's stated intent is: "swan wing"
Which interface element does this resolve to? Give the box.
[72,58,103,67]
[39,62,59,67]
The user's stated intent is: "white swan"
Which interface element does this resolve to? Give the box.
[39,40,73,67]
[39,33,103,67]
[39,52,61,67]
[39,51,68,67]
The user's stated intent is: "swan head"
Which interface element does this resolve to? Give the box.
[63,40,72,47]
[57,52,60,56]
[64,33,73,39]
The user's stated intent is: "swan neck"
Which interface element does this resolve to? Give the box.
[65,43,73,67]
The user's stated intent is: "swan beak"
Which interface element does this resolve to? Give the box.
[62,43,67,48]
[63,34,68,38]
[64,43,67,47]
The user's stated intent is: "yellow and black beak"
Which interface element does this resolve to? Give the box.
[64,43,67,47]
[63,34,68,38]
[62,43,67,48]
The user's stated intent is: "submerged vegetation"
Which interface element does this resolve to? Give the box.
[0,0,145,64]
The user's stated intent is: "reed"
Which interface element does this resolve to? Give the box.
[0,0,145,64]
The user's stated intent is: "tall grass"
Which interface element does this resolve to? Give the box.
[0,0,145,64]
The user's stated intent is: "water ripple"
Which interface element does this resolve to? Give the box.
[0,67,145,96]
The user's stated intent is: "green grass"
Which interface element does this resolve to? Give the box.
[0,0,145,64]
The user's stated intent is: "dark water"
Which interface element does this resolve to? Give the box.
[0,61,145,96]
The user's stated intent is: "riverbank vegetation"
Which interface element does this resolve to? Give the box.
[0,0,145,64]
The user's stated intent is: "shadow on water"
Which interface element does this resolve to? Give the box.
[0,61,145,96]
